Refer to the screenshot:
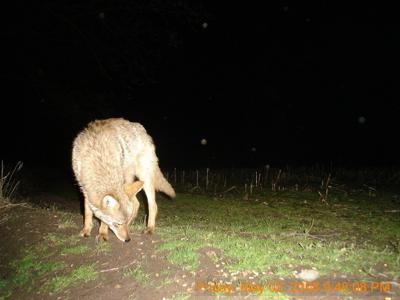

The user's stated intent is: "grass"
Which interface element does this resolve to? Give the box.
[0,161,25,226]
[10,250,66,288]
[0,161,23,202]
[123,265,151,286]
[260,289,290,300]
[57,212,78,229]
[45,264,98,293]
[170,292,191,300]
[158,234,202,270]
[155,191,400,279]
[156,269,174,288]
[1,228,97,297]
[158,276,174,287]
[45,233,80,247]
[61,245,90,255]
[95,240,112,253]
[2,238,98,296]
[0,278,11,300]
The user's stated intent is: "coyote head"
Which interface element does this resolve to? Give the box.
[88,181,144,242]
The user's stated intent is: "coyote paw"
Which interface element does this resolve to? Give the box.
[142,227,154,235]
[80,228,91,237]
[96,233,109,242]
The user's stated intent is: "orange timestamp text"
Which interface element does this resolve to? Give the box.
[267,280,392,294]
[194,280,392,295]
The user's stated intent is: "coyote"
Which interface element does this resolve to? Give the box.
[72,118,175,242]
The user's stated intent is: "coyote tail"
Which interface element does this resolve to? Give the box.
[155,166,176,198]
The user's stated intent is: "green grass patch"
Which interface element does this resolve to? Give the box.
[129,214,147,232]
[3,230,99,296]
[158,276,174,287]
[9,250,65,289]
[170,292,191,300]
[260,288,290,300]
[61,245,90,255]
[95,240,112,253]
[46,264,98,293]
[57,212,78,229]
[157,229,203,270]
[156,192,400,279]
[45,233,80,247]
[123,265,151,286]
[0,278,7,290]
[0,278,11,300]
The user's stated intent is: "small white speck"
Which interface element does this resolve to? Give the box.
[358,116,366,124]
[294,269,320,282]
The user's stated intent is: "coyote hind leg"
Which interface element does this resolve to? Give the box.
[142,181,157,234]
[80,196,93,237]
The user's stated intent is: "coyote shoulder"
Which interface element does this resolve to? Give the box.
[72,118,175,242]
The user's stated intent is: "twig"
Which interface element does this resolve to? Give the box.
[189,186,201,192]
[223,186,236,194]
[99,267,119,273]
[304,218,314,235]
[0,202,30,210]
[99,259,138,273]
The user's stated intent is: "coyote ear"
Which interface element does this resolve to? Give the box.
[124,181,144,198]
[102,195,119,209]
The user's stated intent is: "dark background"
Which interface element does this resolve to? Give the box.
[2,1,400,172]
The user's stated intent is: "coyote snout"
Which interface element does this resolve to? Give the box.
[72,118,175,242]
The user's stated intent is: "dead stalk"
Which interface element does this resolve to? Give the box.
[319,173,331,204]
[174,168,177,184]
[272,169,282,192]
[206,168,209,191]
[223,186,236,194]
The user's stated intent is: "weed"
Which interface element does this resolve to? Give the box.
[123,265,151,286]
[46,264,98,293]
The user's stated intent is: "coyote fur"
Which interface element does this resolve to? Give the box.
[72,118,175,242]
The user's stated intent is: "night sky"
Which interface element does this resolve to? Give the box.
[2,1,400,171]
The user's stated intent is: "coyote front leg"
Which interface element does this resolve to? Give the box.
[97,222,109,241]
[130,198,140,224]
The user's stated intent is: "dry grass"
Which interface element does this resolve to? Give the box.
[0,161,26,223]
